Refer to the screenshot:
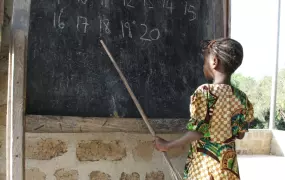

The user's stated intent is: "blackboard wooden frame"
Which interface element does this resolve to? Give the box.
[6,0,230,178]
[23,0,230,134]
[26,0,227,120]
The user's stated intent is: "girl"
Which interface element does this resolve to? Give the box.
[155,38,254,180]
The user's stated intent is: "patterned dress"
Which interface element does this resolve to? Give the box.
[184,84,254,180]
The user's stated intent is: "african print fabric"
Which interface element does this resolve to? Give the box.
[184,84,254,180]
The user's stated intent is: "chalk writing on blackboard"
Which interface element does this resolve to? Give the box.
[124,0,135,8]
[78,0,87,5]
[77,16,89,33]
[140,24,161,41]
[184,2,197,21]
[27,0,216,118]
[121,21,133,38]
[52,0,197,41]
[144,0,154,8]
[53,8,65,29]
[100,18,111,35]
[163,0,174,14]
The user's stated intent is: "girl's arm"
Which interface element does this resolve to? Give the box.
[154,131,203,151]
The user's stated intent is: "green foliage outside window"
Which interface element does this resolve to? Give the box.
[231,69,285,130]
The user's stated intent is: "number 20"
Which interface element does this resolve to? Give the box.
[140,24,160,41]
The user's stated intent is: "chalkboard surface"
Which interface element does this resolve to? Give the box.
[26,0,225,118]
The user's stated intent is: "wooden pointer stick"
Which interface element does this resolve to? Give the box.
[100,40,155,136]
[100,40,182,180]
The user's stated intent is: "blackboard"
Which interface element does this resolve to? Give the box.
[26,0,226,118]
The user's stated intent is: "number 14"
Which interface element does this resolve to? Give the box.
[163,0,174,14]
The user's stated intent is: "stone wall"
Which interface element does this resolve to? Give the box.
[19,133,187,180]
[0,127,276,180]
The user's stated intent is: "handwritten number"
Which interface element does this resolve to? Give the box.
[103,20,111,34]
[58,9,65,29]
[53,9,65,29]
[127,0,135,8]
[78,0,87,4]
[121,21,133,38]
[185,2,197,21]
[121,21,125,38]
[53,13,56,28]
[124,0,135,8]
[149,28,160,40]
[140,24,160,41]
[144,0,154,8]
[125,22,132,38]
[140,24,151,41]
[163,0,173,14]
[101,0,108,7]
[100,19,111,34]
[77,16,89,33]
[149,0,154,8]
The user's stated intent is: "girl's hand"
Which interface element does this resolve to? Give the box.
[154,136,170,152]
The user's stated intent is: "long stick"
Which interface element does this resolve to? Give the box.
[100,40,182,180]
[100,40,155,136]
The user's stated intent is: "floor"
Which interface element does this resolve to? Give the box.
[238,155,285,180]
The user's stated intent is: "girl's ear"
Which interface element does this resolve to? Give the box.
[211,56,219,69]
[209,54,219,69]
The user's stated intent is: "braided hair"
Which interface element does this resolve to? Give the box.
[201,38,244,74]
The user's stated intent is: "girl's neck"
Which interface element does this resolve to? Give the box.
[212,74,231,85]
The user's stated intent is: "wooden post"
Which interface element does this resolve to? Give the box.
[6,0,30,178]
[212,0,229,39]
[223,0,230,38]
[6,30,26,180]
[0,0,4,48]
[6,35,12,180]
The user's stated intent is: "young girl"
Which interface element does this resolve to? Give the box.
[155,38,254,180]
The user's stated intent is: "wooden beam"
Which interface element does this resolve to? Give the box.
[0,0,3,25]
[224,0,231,38]
[227,0,231,37]
[0,0,4,48]
[223,0,228,37]
[212,0,226,39]
[6,30,26,180]
[25,115,188,134]
[6,32,12,180]
[7,0,30,178]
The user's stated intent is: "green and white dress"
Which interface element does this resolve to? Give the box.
[184,84,254,180]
